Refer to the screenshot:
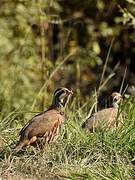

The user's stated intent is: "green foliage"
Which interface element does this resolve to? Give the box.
[0,0,135,112]
[0,0,135,179]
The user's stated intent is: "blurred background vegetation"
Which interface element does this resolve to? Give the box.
[0,0,135,114]
[0,1,135,179]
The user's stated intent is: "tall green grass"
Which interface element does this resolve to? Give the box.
[0,94,135,179]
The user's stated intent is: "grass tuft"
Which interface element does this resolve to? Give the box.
[0,95,135,179]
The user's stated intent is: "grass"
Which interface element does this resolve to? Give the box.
[0,94,135,180]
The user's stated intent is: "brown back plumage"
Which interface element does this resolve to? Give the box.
[85,107,123,132]
[83,92,123,132]
[15,87,73,152]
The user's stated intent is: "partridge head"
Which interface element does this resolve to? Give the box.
[111,92,122,108]
[15,87,73,152]
[83,92,123,132]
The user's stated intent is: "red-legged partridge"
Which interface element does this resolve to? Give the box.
[83,92,123,132]
[15,87,73,151]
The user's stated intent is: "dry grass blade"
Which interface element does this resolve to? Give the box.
[99,38,115,89]
[31,51,76,110]
[119,66,127,94]
[97,62,119,94]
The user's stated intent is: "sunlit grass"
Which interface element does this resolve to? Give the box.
[0,95,135,179]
